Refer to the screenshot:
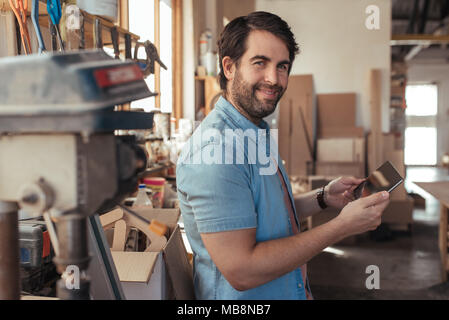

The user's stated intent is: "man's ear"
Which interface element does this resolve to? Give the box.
[222,56,235,81]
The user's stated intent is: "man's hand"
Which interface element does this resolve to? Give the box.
[324,176,365,209]
[335,191,390,237]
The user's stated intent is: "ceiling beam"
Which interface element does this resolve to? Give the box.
[418,0,431,33]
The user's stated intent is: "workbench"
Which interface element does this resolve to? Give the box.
[413,181,449,282]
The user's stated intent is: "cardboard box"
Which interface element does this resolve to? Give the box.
[382,197,414,225]
[315,162,365,178]
[317,138,365,163]
[109,208,195,300]
[319,127,364,139]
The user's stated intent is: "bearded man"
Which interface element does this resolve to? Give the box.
[176,11,390,300]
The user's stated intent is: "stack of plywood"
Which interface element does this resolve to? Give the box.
[279,75,315,176]
[315,93,366,178]
[368,68,413,230]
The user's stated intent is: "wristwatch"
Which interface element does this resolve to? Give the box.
[317,185,328,209]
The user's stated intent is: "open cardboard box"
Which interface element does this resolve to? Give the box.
[105,208,195,300]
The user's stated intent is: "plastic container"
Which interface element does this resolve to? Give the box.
[133,184,153,208]
[19,221,51,268]
[144,178,166,208]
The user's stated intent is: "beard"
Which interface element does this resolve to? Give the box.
[230,69,285,121]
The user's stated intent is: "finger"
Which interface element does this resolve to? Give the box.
[339,176,366,186]
[343,190,355,201]
[372,198,390,213]
[359,191,389,208]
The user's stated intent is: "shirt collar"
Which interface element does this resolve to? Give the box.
[215,96,270,131]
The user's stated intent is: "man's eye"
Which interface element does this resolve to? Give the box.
[254,61,265,66]
[278,64,288,71]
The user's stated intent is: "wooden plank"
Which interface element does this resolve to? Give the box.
[172,0,183,127]
[413,181,449,208]
[111,219,128,251]
[369,69,384,173]
[0,10,17,57]
[99,208,124,229]
[154,0,160,108]
[118,0,129,30]
[440,205,448,282]
[319,127,364,138]
[278,74,315,176]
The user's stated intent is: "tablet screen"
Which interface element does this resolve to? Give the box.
[353,161,404,199]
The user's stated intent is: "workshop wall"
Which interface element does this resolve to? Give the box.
[256,0,392,133]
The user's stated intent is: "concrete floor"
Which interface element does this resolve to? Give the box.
[308,166,449,300]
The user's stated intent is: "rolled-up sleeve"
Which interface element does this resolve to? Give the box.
[177,156,257,234]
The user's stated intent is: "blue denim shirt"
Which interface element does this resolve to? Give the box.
[176,96,307,300]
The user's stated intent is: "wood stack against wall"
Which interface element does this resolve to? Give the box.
[315,92,366,178]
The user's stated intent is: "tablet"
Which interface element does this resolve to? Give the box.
[353,161,404,200]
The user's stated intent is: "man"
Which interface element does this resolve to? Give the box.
[176,11,390,300]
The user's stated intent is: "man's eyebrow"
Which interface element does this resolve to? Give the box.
[250,55,290,66]
[250,55,271,62]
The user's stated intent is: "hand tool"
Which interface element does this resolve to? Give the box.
[31,0,46,53]
[133,40,167,77]
[47,0,64,51]
[8,0,32,54]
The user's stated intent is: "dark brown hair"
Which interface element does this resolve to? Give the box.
[217,11,300,91]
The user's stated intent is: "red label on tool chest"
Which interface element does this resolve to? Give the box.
[94,65,143,88]
[42,231,51,258]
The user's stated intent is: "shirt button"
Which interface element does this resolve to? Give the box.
[298,283,302,288]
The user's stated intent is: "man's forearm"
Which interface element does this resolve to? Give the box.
[236,218,347,290]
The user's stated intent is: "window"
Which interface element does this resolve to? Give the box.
[405,84,438,116]
[404,84,438,166]
[128,0,172,113]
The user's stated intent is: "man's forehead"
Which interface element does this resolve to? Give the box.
[243,30,289,62]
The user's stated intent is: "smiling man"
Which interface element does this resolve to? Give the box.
[176,11,390,300]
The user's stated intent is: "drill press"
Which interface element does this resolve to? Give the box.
[0,50,155,300]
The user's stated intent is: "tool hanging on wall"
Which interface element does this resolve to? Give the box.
[47,0,64,52]
[8,0,32,54]
[110,27,120,59]
[124,34,132,60]
[94,18,103,49]
[31,0,46,53]
[133,40,167,77]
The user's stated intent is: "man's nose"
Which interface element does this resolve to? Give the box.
[264,66,279,85]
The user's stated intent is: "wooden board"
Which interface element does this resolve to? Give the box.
[317,138,364,163]
[278,74,315,176]
[413,181,449,208]
[111,251,159,283]
[369,69,384,173]
[319,126,364,138]
[317,93,356,139]
[315,162,365,178]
